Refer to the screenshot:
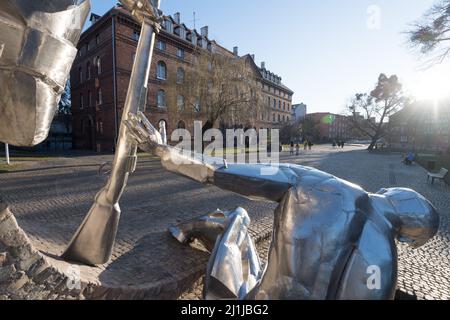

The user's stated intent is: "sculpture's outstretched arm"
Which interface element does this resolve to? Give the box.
[125,112,292,202]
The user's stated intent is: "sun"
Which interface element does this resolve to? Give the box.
[408,65,450,101]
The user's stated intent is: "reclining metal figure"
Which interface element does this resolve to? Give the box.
[125,112,440,300]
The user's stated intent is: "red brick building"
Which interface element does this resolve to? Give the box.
[307,112,352,142]
[388,100,450,152]
[71,6,294,151]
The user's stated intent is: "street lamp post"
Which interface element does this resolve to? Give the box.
[5,143,9,165]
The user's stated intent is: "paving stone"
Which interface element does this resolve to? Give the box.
[0,146,448,299]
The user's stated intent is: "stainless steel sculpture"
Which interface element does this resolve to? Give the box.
[0,0,90,146]
[0,0,441,300]
[126,112,440,300]
[63,0,162,265]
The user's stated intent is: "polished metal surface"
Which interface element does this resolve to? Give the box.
[62,0,161,265]
[126,113,440,300]
[0,0,90,146]
[170,208,262,300]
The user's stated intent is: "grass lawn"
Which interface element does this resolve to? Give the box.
[0,150,59,162]
[0,163,22,173]
[0,151,61,173]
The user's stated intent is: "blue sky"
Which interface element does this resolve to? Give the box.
[88,0,448,114]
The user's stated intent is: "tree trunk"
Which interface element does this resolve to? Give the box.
[367,137,378,151]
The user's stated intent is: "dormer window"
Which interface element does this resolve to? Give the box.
[174,26,181,37]
[164,19,173,33]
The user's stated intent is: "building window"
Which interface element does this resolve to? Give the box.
[287,116,290,122]
[164,20,172,32]
[132,30,140,41]
[97,120,103,134]
[283,115,285,122]
[279,100,281,109]
[97,88,103,105]
[79,67,83,83]
[194,97,201,113]
[273,113,275,122]
[177,95,185,111]
[79,93,84,109]
[87,62,91,80]
[278,114,281,122]
[157,61,167,80]
[176,67,185,84]
[95,34,100,45]
[157,40,166,51]
[283,102,286,110]
[177,48,185,60]
[88,90,92,107]
[174,26,181,37]
[95,56,102,75]
[268,97,270,107]
[157,89,166,107]
[177,120,186,129]
[273,99,276,108]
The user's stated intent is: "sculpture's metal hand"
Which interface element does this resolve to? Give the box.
[124,112,163,151]
[119,0,162,25]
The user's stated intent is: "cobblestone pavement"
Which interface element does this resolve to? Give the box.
[1,145,449,300]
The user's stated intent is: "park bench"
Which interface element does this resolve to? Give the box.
[427,168,449,185]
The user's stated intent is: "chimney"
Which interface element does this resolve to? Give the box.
[90,13,101,25]
[261,62,266,69]
[174,12,181,24]
[233,46,239,57]
[251,54,255,60]
[200,26,209,38]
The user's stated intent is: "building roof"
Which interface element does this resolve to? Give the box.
[82,5,294,95]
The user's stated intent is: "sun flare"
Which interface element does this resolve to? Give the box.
[407,65,450,101]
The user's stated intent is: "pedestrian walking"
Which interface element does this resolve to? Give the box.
[290,141,294,155]
[295,143,300,156]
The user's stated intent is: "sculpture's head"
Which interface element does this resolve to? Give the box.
[0,0,90,146]
[375,188,440,248]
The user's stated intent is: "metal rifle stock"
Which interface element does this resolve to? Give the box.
[62,0,161,265]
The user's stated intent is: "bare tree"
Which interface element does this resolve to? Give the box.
[347,74,407,150]
[408,0,450,64]
[166,50,262,133]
